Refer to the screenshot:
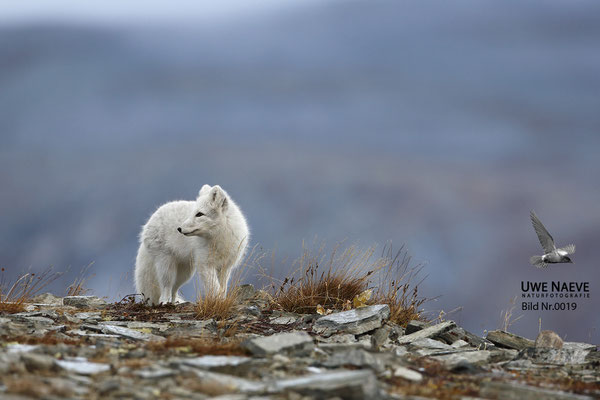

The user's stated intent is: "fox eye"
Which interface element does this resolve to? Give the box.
[195,212,204,218]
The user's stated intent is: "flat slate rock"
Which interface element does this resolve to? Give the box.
[55,358,110,375]
[269,369,379,400]
[405,320,430,334]
[320,348,387,373]
[178,355,253,374]
[101,324,165,342]
[486,330,534,350]
[432,350,492,368]
[244,331,314,356]
[134,367,177,379]
[313,304,390,336]
[396,321,456,345]
[563,342,597,352]
[183,367,266,394]
[517,347,592,365]
[63,296,107,309]
[393,366,423,382]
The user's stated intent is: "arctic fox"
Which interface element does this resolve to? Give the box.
[135,185,249,305]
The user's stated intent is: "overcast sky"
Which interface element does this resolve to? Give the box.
[0,0,312,26]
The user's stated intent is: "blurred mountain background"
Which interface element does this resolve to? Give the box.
[1,0,599,342]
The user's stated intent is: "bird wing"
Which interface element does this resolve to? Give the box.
[530,211,556,253]
[557,244,575,255]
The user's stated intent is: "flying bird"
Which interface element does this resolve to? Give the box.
[529,210,575,268]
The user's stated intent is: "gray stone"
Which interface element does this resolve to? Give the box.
[270,315,298,325]
[321,348,387,373]
[563,342,597,352]
[437,326,494,349]
[486,330,534,350]
[409,338,453,349]
[168,319,216,329]
[405,320,429,334]
[68,329,121,339]
[21,352,56,371]
[74,312,102,320]
[240,305,261,317]
[451,339,470,348]
[408,338,454,356]
[0,352,22,374]
[244,331,314,356]
[182,367,266,394]
[55,358,110,375]
[135,367,176,379]
[490,348,519,363]
[6,344,39,353]
[63,295,107,309]
[101,324,166,342]
[179,355,253,374]
[313,304,390,336]
[98,320,128,326]
[17,315,55,325]
[317,333,357,344]
[535,330,563,349]
[393,366,423,382]
[504,359,535,370]
[396,321,456,344]
[517,347,591,365]
[269,369,379,400]
[126,321,169,331]
[481,381,594,400]
[235,284,257,302]
[30,292,63,305]
[371,325,392,350]
[47,324,67,332]
[432,350,492,368]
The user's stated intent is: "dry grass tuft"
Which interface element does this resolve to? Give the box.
[66,262,94,296]
[499,295,524,331]
[263,242,375,313]
[195,289,239,320]
[263,241,427,326]
[371,245,427,326]
[0,267,60,313]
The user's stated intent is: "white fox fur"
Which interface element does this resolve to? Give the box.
[135,185,249,305]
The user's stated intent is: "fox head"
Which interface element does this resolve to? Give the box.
[177,185,229,237]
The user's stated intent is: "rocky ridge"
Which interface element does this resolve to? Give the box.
[0,289,598,399]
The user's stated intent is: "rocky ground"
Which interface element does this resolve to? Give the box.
[0,287,598,400]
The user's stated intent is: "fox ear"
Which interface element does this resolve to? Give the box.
[198,184,211,197]
[209,185,228,211]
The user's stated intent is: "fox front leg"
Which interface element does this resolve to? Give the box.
[198,266,222,296]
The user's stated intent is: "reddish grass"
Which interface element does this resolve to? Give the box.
[66,262,94,296]
[371,245,427,325]
[263,242,427,326]
[195,289,239,321]
[263,243,377,313]
[0,267,60,313]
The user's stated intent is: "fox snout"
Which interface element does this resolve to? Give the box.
[177,227,182,233]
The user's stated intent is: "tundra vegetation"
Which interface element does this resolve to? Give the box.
[0,243,598,399]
